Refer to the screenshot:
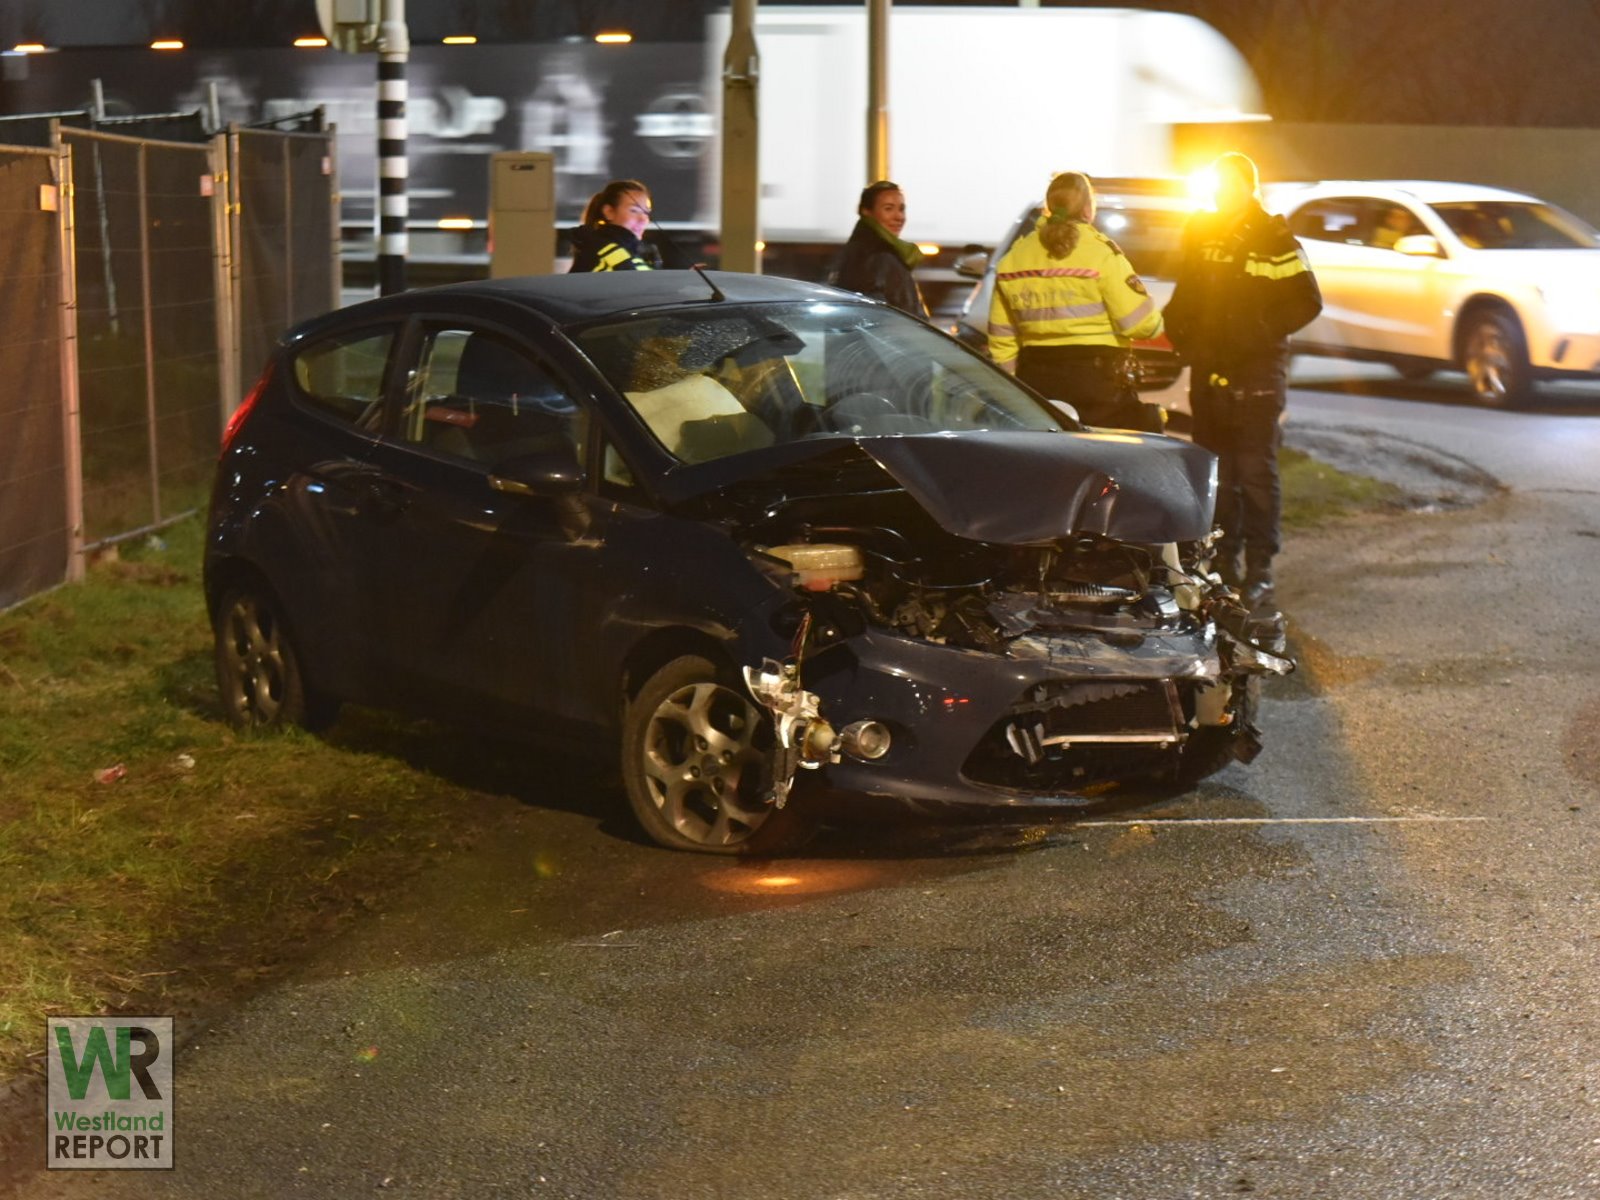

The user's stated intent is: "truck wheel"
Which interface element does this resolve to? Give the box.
[1461,309,1532,407]
[214,585,340,731]
[622,655,815,855]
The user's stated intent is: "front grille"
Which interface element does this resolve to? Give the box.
[962,679,1185,792]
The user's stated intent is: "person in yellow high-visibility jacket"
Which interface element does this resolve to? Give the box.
[987,171,1162,428]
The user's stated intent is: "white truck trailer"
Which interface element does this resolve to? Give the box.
[701,5,1264,253]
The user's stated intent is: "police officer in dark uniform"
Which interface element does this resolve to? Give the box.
[1162,153,1322,609]
[568,179,656,272]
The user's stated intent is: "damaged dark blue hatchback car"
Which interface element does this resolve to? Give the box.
[206,272,1290,854]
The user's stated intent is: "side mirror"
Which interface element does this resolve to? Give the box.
[954,247,990,279]
[1393,234,1445,258]
[488,448,584,497]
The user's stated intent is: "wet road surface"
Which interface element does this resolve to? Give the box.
[9,361,1600,1198]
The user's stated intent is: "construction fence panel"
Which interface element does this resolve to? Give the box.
[232,128,339,401]
[62,127,222,547]
[146,139,225,525]
[0,144,72,610]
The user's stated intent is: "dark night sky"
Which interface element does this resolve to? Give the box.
[7,0,1600,128]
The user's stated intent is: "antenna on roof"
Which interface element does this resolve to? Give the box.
[644,209,725,301]
[691,263,727,302]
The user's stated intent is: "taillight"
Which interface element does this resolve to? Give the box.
[221,370,268,456]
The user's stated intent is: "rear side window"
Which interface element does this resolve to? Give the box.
[1289,199,1366,244]
[291,328,394,428]
[400,327,589,469]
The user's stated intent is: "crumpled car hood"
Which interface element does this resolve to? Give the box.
[661,430,1218,545]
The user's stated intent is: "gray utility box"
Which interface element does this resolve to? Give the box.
[489,152,556,278]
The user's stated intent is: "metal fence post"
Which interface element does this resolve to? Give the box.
[328,123,342,311]
[56,135,85,583]
[228,124,244,401]
[136,140,161,526]
[210,131,238,416]
[282,134,295,331]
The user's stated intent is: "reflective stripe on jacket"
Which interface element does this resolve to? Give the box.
[593,242,653,271]
[986,218,1162,372]
[567,221,654,273]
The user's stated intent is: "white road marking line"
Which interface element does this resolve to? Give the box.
[1074,815,1491,827]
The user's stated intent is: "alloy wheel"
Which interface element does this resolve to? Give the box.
[639,680,772,847]
[217,593,292,725]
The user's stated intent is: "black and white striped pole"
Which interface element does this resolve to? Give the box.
[375,0,409,295]
[316,0,411,295]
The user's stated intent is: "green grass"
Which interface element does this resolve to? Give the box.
[0,453,1395,1080]
[1280,446,1404,529]
[0,521,514,1079]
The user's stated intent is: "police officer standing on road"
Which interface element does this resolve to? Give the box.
[1162,152,1322,610]
[987,172,1163,430]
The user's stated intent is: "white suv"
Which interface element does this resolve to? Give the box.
[1277,180,1600,406]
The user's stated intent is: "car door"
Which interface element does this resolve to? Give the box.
[356,320,620,727]
[1339,199,1455,360]
[268,322,407,704]
[1287,196,1378,352]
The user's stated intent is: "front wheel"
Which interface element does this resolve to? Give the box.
[1460,309,1532,408]
[214,585,340,731]
[621,655,815,855]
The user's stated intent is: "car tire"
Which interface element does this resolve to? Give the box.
[621,654,815,855]
[214,585,340,731]
[1460,309,1532,407]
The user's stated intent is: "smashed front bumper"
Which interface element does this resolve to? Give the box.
[795,616,1285,812]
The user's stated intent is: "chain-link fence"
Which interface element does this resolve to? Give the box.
[232,126,339,400]
[0,118,339,611]
[0,143,76,610]
[62,126,226,547]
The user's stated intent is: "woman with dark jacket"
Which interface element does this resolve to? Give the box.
[831,180,930,320]
[567,179,655,272]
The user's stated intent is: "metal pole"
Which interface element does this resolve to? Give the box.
[720,0,760,274]
[867,0,890,182]
[283,136,294,328]
[209,131,238,420]
[136,142,161,524]
[324,112,342,313]
[88,83,119,334]
[229,126,245,400]
[55,136,86,583]
[376,0,409,295]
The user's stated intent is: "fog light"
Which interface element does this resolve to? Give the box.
[840,719,892,761]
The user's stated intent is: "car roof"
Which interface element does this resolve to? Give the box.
[301,271,855,336]
[1285,179,1541,206]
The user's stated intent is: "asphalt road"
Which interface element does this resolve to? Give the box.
[9,361,1600,1199]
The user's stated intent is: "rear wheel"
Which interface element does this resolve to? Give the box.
[621,655,815,855]
[214,585,340,731]
[1460,309,1532,407]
